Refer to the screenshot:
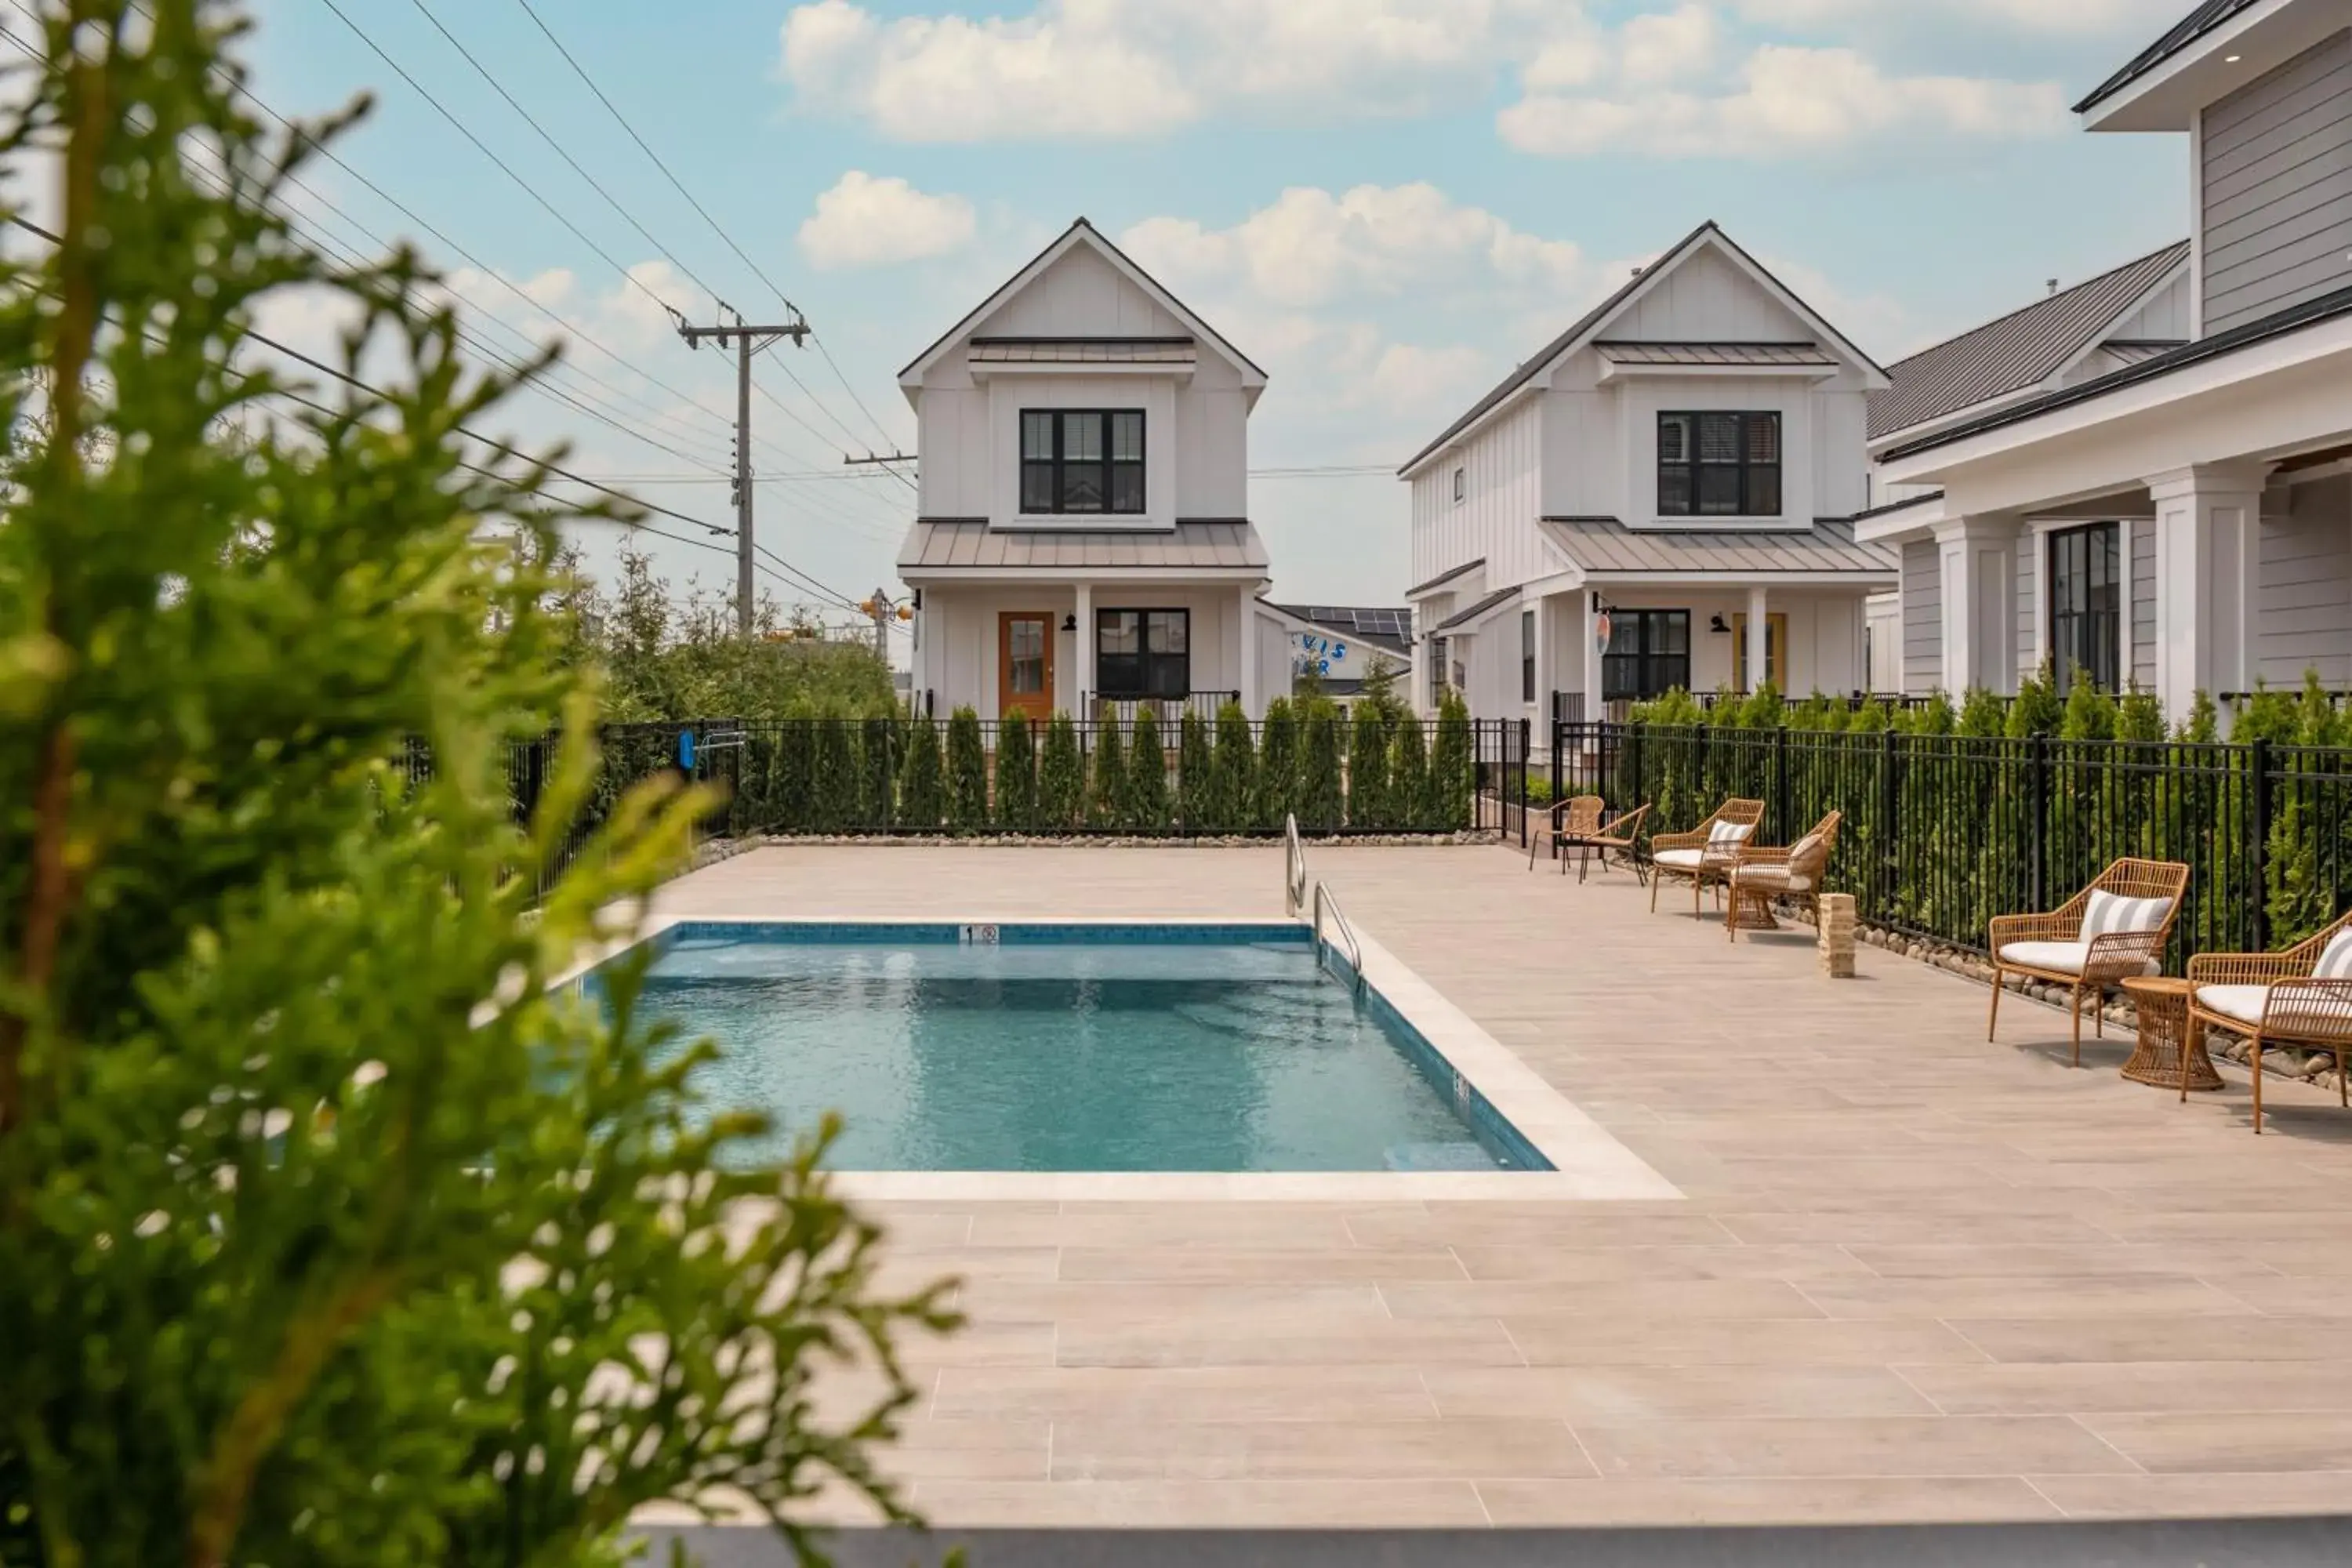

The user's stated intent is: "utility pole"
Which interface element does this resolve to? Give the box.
[674,307,809,637]
[858,587,912,662]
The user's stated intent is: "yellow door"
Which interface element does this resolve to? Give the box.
[1731,612,1788,693]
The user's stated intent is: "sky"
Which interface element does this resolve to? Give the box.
[232,0,2200,633]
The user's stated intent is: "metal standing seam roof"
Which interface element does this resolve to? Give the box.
[897,520,1269,572]
[1405,558,1485,597]
[1594,342,1838,368]
[969,336,1197,365]
[2100,339,2187,365]
[1537,517,1898,576]
[1867,242,2190,440]
[2074,0,2269,113]
[1432,586,1523,633]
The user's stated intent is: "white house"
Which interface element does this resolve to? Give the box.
[1864,0,2352,720]
[1398,222,1898,728]
[896,218,1301,724]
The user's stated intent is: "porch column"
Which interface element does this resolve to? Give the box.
[1745,585,1769,695]
[1578,591,1604,721]
[1073,582,1094,717]
[1531,593,1550,723]
[2147,463,2267,723]
[1933,515,2023,696]
[1237,585,1261,717]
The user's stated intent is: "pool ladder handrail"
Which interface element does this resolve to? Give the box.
[1312,880,1363,997]
[1283,812,1308,917]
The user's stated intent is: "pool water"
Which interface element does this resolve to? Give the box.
[630,925,1525,1173]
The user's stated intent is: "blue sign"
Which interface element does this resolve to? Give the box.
[1291,633,1352,678]
[677,729,696,770]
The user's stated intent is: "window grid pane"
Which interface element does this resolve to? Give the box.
[1658,412,1780,519]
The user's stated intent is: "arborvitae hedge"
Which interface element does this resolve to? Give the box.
[1128,708,1171,830]
[1347,706,1389,829]
[996,714,1039,829]
[946,706,989,829]
[899,717,945,829]
[1257,698,1299,829]
[1389,714,1431,829]
[859,716,896,826]
[1433,690,1474,829]
[1039,711,1083,827]
[1298,705,1344,830]
[1089,717,1129,828]
[811,717,858,830]
[1176,709,1212,829]
[1209,701,1254,832]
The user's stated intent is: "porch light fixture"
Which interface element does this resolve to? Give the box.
[2224,53,2241,61]
[1709,614,1731,634]
[1061,613,1077,632]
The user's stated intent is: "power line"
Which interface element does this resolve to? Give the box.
[313,0,687,325]
[506,0,906,460]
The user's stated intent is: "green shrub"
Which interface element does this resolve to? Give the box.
[996,715,1039,829]
[1348,705,1389,828]
[1128,708,1171,830]
[1958,687,2008,738]
[1433,690,1475,829]
[2060,680,2116,742]
[860,716,898,826]
[772,715,816,830]
[2117,688,2166,742]
[1299,706,1345,830]
[1176,709,1213,829]
[1390,714,1432,829]
[946,706,989,829]
[1089,717,1129,828]
[2007,662,2063,737]
[1258,698,1300,829]
[811,717,858,829]
[1039,711,1083,827]
[900,718,945,829]
[1209,701,1255,831]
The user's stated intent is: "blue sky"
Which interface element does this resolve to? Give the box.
[241,0,2198,625]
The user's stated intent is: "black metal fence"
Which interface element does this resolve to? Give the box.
[1546,720,2352,967]
[478,715,1523,866]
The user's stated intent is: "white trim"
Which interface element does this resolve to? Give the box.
[1854,491,1952,544]
[2189,106,2207,341]
[1435,588,1525,635]
[900,566,1270,585]
[2045,255,2195,387]
[2079,0,2303,132]
[968,360,1193,383]
[1595,360,1841,384]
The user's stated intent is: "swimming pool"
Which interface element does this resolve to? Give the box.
[632,922,1546,1174]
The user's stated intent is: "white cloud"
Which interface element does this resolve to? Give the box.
[798,171,977,270]
[778,0,1526,141]
[1120,183,1582,311]
[1501,35,2068,159]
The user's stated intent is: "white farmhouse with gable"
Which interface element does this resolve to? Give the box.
[1866,0,2352,722]
[1398,222,1897,728]
[897,219,1302,724]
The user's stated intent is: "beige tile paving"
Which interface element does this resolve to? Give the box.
[648,844,2352,1526]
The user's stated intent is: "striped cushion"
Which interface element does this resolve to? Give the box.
[1788,830,1825,867]
[2082,889,2170,941]
[1708,819,1755,846]
[2314,928,2352,982]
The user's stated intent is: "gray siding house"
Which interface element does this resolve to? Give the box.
[1864,0,2352,722]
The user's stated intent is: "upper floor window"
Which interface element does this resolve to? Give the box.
[1452,466,1465,503]
[1022,410,1145,515]
[1658,412,1780,517]
[2049,522,2120,696]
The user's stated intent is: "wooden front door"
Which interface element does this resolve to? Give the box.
[997,612,1054,723]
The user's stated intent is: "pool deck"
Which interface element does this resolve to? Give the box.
[644,843,2352,1530]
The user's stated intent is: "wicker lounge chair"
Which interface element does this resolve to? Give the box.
[1648,797,1765,918]
[1725,811,1842,942]
[1987,858,2189,1065]
[1582,804,1652,886]
[1528,796,1605,873]
[2187,909,2352,1134]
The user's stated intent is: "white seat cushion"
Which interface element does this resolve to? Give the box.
[1653,848,1705,870]
[2082,888,2172,940]
[2314,928,2352,981]
[1999,939,2160,978]
[2195,984,2270,1025]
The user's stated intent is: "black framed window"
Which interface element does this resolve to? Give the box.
[1022,410,1145,515]
[1452,466,1465,503]
[1097,608,1189,698]
[1602,610,1690,702]
[1658,412,1780,517]
[2049,522,2120,696]
[1521,608,1537,704]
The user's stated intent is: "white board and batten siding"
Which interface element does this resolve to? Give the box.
[1410,395,1549,596]
[912,241,1250,526]
[2200,30,2352,337]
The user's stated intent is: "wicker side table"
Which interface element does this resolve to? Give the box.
[2121,976,2223,1098]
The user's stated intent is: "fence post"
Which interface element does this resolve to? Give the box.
[2249,735,2272,953]
[520,738,544,829]
[1630,721,1646,814]
[1517,718,1531,849]
[1550,717,1563,810]
[1772,724,1791,842]
[2027,731,2050,913]
[1877,725,1896,917]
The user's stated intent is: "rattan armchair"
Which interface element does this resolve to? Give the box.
[2187,909,2352,1134]
[1987,858,2190,1065]
[1528,796,1606,873]
[1582,804,1652,886]
[1725,811,1842,942]
[1648,797,1765,919]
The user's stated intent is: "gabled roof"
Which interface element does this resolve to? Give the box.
[1538,517,1897,578]
[1397,221,1890,478]
[1405,558,1484,598]
[1432,586,1522,633]
[2074,0,2268,113]
[1867,242,2190,441]
[898,219,1265,390]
